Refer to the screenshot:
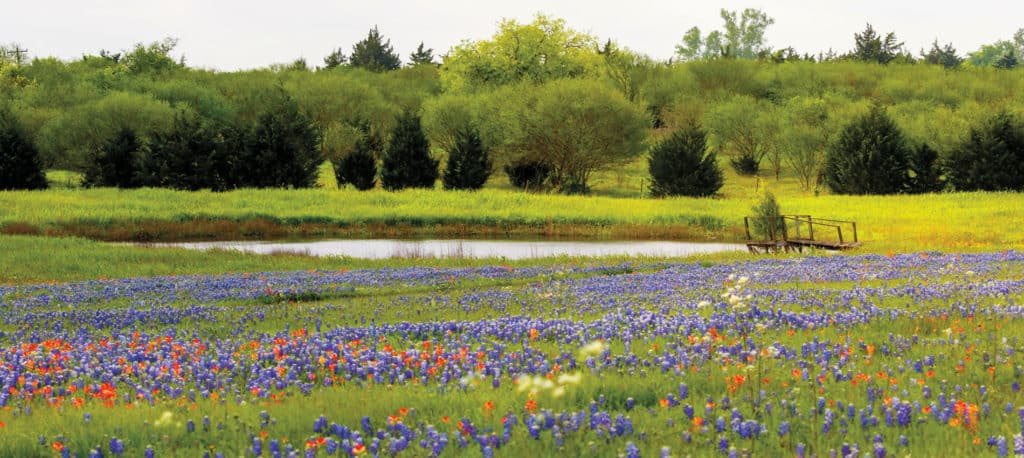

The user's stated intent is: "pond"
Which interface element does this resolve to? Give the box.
[150,239,745,260]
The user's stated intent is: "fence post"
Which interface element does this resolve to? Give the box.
[838,227,844,244]
[851,222,858,243]
[744,217,751,240]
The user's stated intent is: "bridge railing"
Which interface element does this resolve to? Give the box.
[744,215,858,245]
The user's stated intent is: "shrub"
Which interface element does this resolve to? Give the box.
[824,106,910,195]
[243,92,321,189]
[380,111,438,191]
[750,192,784,240]
[906,143,943,193]
[139,112,225,191]
[0,107,48,190]
[442,127,492,191]
[648,122,723,197]
[729,152,760,175]
[944,112,1024,191]
[83,127,143,189]
[335,122,379,191]
[504,160,551,191]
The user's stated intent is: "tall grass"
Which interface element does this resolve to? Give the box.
[3,185,1023,251]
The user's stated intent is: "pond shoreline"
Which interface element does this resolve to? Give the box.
[2,217,742,243]
[144,238,747,260]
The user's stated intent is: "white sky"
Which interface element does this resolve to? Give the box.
[2,1,1021,71]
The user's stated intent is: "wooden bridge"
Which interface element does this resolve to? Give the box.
[744,215,862,254]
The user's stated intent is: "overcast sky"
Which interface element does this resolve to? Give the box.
[3,1,1021,71]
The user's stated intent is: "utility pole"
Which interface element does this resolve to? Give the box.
[11,46,28,65]
[1,45,29,65]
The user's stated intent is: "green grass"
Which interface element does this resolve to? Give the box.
[3,184,1024,251]
[0,234,758,285]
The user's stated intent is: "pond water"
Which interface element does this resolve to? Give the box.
[151,239,745,260]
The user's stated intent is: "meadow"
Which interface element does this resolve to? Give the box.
[1,250,1023,457]
[0,163,1021,254]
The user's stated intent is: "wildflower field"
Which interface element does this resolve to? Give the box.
[3,250,1024,457]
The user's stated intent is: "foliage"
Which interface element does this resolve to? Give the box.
[139,112,227,191]
[440,14,601,91]
[944,111,1024,191]
[967,30,1023,67]
[675,8,775,61]
[502,79,648,193]
[749,191,784,240]
[334,121,379,191]
[779,96,837,191]
[82,127,142,188]
[824,106,911,195]
[349,26,401,72]
[122,38,184,75]
[648,122,723,197]
[34,91,177,170]
[503,160,551,191]
[380,110,438,191]
[242,92,322,188]
[408,42,435,66]
[442,127,491,191]
[704,95,777,177]
[322,48,347,69]
[920,40,963,68]
[848,24,910,64]
[906,143,943,193]
[0,106,47,190]
[599,41,660,104]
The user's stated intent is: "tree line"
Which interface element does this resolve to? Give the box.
[1,12,1023,195]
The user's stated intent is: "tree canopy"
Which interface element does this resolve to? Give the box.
[675,8,775,61]
[350,26,401,72]
[440,14,601,92]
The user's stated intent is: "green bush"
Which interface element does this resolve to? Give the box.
[648,122,723,197]
[0,107,48,190]
[83,127,142,189]
[504,160,551,191]
[750,192,784,240]
[335,121,379,191]
[442,128,491,191]
[380,111,438,191]
[824,106,911,195]
[944,111,1024,191]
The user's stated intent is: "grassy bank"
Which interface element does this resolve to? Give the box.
[0,235,760,285]
[2,186,1024,252]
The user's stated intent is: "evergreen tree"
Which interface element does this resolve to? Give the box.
[408,42,435,66]
[335,121,379,190]
[442,127,491,190]
[83,127,142,188]
[350,26,401,72]
[141,112,223,191]
[994,51,1019,69]
[920,40,963,68]
[245,93,322,188]
[0,107,48,190]
[750,192,784,241]
[648,122,723,197]
[323,48,347,69]
[906,143,943,193]
[849,24,908,64]
[945,112,1024,191]
[824,106,911,195]
[380,111,438,191]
